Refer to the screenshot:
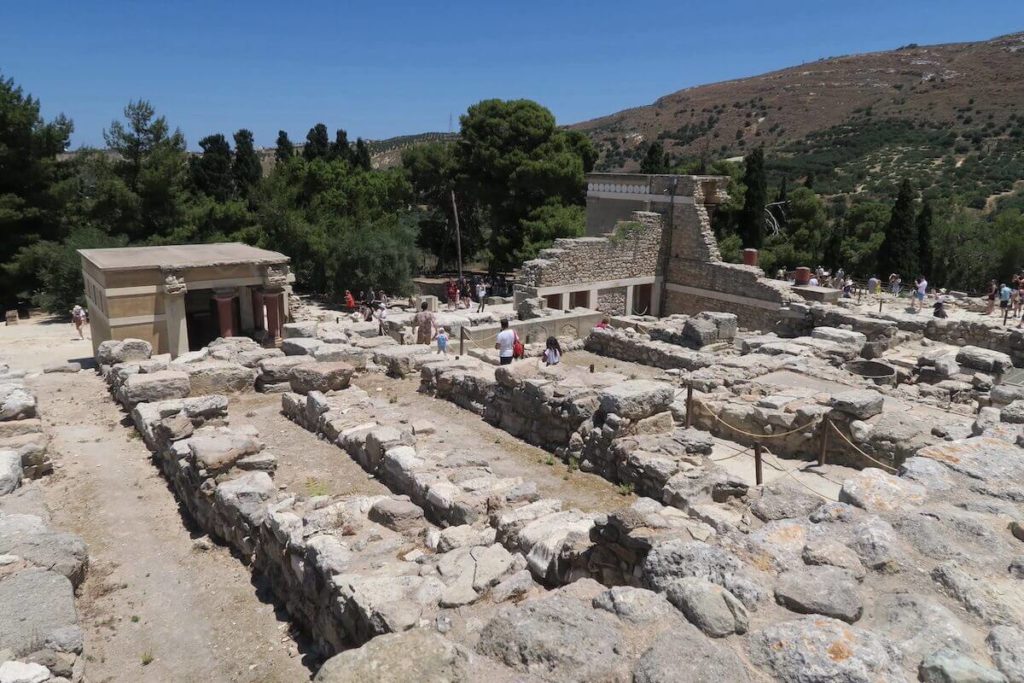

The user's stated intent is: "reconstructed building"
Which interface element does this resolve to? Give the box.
[517,173,800,328]
[79,243,294,359]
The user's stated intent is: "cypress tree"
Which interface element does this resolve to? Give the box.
[804,171,814,190]
[303,123,330,161]
[331,129,352,163]
[879,179,919,278]
[354,138,372,170]
[232,128,262,196]
[639,141,669,174]
[739,146,767,248]
[917,200,934,278]
[275,130,294,163]
[190,133,234,201]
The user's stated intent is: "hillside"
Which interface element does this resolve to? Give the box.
[572,32,1024,208]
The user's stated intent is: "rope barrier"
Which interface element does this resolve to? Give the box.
[827,420,898,472]
[761,446,838,502]
[694,397,818,440]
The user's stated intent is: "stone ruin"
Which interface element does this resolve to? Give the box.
[0,363,89,683]
[74,278,1024,683]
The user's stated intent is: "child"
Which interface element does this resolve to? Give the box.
[435,326,449,355]
[542,336,562,366]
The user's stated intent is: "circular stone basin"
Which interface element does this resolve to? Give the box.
[844,360,897,386]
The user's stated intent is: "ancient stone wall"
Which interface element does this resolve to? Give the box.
[519,211,663,290]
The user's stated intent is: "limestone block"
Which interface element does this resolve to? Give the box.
[830,390,883,420]
[178,361,256,395]
[282,337,323,356]
[956,345,1013,374]
[598,380,674,420]
[288,362,354,395]
[258,356,308,383]
[120,371,190,407]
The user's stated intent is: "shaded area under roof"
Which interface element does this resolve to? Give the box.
[78,242,289,272]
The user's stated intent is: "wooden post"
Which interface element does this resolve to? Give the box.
[589,363,595,373]
[754,443,763,485]
[460,327,467,356]
[685,383,694,429]
[818,417,828,467]
[878,298,883,313]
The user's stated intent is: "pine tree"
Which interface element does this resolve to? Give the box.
[804,172,815,190]
[354,138,372,170]
[190,133,234,201]
[879,179,919,278]
[739,146,767,248]
[303,123,330,161]
[916,201,934,278]
[776,176,788,203]
[232,129,261,196]
[639,141,669,174]
[331,129,352,163]
[275,130,294,162]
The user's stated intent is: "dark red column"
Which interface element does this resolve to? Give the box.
[213,293,236,338]
[264,290,283,346]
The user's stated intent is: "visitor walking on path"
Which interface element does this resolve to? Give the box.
[374,303,388,336]
[71,304,87,339]
[913,276,928,312]
[476,282,487,313]
[542,337,562,366]
[344,290,356,312]
[413,301,436,345]
[999,282,1012,316]
[435,326,449,356]
[495,318,516,366]
[987,280,998,315]
[889,273,902,297]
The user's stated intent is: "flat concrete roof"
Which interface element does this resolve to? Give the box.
[79,243,289,272]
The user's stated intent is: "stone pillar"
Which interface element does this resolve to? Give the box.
[625,286,634,316]
[213,290,237,338]
[263,289,284,346]
[252,289,265,331]
[238,286,254,331]
[588,288,599,310]
[161,270,189,358]
[651,279,663,317]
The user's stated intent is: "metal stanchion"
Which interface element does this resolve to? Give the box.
[685,384,694,429]
[819,417,828,467]
[754,443,763,485]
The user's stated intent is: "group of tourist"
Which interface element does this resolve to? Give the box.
[443,274,511,312]
[985,277,1024,326]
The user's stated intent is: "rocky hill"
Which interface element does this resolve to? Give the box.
[572,32,1024,208]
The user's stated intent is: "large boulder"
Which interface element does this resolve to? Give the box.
[0,386,36,422]
[0,569,81,658]
[748,615,904,682]
[214,471,275,527]
[282,321,317,339]
[314,630,477,682]
[634,626,752,682]
[187,431,263,474]
[598,380,674,420]
[812,327,868,347]
[282,337,323,356]
[96,337,152,365]
[774,565,863,623]
[0,514,88,587]
[987,625,1024,683]
[830,390,884,420]
[918,648,1006,683]
[0,450,21,495]
[664,577,748,637]
[643,539,768,609]
[476,594,625,680]
[956,346,1013,374]
[288,362,354,394]
[257,356,308,383]
[177,361,256,395]
[119,371,190,407]
[838,468,927,513]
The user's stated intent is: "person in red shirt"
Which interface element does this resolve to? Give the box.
[344,290,356,312]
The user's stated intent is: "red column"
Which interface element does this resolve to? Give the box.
[213,293,236,338]
[264,291,283,346]
[252,290,265,331]
[742,248,759,267]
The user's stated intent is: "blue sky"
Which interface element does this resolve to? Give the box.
[3,0,1022,150]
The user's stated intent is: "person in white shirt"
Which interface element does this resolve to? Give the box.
[374,303,388,336]
[494,318,516,365]
[542,337,562,366]
[808,276,819,287]
[914,276,928,312]
[476,282,487,313]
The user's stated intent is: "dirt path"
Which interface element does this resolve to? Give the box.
[29,370,313,682]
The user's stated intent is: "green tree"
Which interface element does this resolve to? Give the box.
[0,72,74,303]
[354,138,372,171]
[275,130,294,162]
[640,141,669,174]
[738,146,767,248]
[303,123,330,161]
[878,179,919,278]
[916,200,934,278]
[331,128,352,163]
[190,134,233,201]
[457,98,589,270]
[232,129,262,196]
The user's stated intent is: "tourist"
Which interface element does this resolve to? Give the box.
[595,317,611,330]
[933,300,948,319]
[460,278,471,309]
[542,337,562,366]
[888,273,901,297]
[374,303,388,336]
[476,281,487,313]
[913,276,928,312]
[808,275,819,287]
[495,318,516,366]
[446,280,456,311]
[379,291,389,307]
[413,301,436,345]
[1000,282,1012,315]
[70,304,87,339]
[985,280,997,315]
[435,326,449,356]
[344,290,356,312]
[867,275,879,295]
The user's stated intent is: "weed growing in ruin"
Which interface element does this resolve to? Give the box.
[130,615,139,623]
[389,395,398,404]
[141,651,154,666]
[305,478,329,497]
[545,456,555,466]
[617,482,635,496]
[567,455,579,472]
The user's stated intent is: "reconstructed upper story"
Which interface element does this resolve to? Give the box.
[80,243,295,359]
